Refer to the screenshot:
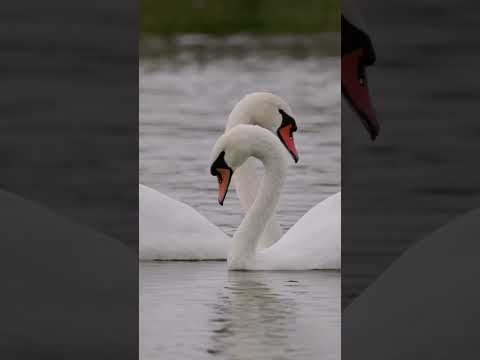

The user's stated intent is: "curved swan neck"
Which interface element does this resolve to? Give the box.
[226,101,253,131]
[228,134,288,268]
[225,93,290,250]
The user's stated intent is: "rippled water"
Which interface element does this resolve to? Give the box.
[140,262,340,360]
[139,35,340,360]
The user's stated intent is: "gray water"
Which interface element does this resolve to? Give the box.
[139,34,340,360]
[140,262,340,360]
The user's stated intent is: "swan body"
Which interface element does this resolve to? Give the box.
[140,92,299,260]
[139,184,228,260]
[1,189,137,354]
[254,192,340,270]
[211,125,340,270]
[344,207,480,358]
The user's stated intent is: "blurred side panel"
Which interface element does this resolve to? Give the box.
[0,0,138,358]
[343,0,480,358]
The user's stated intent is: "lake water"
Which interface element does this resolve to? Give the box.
[140,262,340,360]
[139,34,340,360]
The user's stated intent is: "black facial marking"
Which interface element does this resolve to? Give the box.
[210,151,234,205]
[277,109,299,163]
[210,151,232,176]
[278,109,297,132]
[341,15,376,66]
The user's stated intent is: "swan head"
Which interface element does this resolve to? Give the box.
[235,92,299,163]
[210,124,287,206]
[341,15,380,140]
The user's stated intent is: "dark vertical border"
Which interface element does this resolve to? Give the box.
[1,1,138,358]
[343,0,480,358]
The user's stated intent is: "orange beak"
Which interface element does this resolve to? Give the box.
[278,124,299,163]
[342,49,380,140]
[216,168,232,206]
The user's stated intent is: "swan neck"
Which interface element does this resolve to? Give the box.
[229,149,287,267]
[226,103,253,131]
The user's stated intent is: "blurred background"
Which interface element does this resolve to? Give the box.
[141,0,339,35]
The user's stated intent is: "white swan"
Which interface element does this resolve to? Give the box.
[140,93,299,260]
[139,184,228,260]
[226,92,298,249]
[210,125,340,270]
[343,207,480,358]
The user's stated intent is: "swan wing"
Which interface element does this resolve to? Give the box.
[256,192,341,270]
[139,184,229,260]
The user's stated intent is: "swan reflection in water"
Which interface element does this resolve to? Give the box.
[206,270,340,360]
[140,263,339,360]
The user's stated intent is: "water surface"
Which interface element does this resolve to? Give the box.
[140,262,340,360]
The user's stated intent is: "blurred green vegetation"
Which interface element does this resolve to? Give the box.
[141,0,340,35]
